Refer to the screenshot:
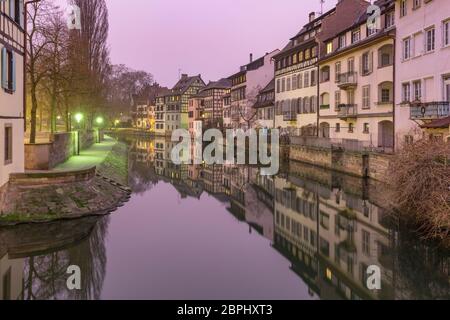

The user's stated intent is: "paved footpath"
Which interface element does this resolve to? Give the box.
[54,135,117,171]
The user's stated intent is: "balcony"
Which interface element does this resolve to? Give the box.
[337,72,358,90]
[337,104,358,119]
[410,101,450,120]
[283,112,297,122]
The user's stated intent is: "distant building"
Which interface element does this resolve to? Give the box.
[228,51,279,130]
[395,0,450,145]
[0,1,25,188]
[131,84,169,132]
[252,79,275,130]
[162,74,206,136]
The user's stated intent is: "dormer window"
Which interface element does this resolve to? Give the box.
[338,35,346,49]
[326,42,333,54]
[352,29,361,43]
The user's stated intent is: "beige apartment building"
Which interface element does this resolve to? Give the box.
[0,0,25,188]
[319,0,396,150]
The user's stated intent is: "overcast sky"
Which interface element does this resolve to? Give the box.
[57,0,337,87]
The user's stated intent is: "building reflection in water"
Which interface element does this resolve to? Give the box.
[0,216,109,300]
[0,136,448,300]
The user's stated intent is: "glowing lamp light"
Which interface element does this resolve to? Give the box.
[96,117,104,125]
[75,113,84,123]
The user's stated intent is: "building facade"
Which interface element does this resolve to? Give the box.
[395,0,450,145]
[253,79,275,129]
[0,0,25,188]
[228,51,279,130]
[319,0,396,150]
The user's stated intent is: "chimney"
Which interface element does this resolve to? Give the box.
[249,53,253,63]
[181,73,188,80]
[309,12,315,22]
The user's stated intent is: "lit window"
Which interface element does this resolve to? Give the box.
[326,42,333,54]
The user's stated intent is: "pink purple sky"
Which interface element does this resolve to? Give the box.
[58,0,337,87]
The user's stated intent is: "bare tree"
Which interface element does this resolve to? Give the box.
[238,86,261,130]
[26,0,57,143]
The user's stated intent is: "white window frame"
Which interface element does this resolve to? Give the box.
[443,19,450,47]
[400,0,407,17]
[403,37,411,60]
[425,27,436,53]
[402,83,411,102]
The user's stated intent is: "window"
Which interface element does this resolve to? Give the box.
[402,83,411,102]
[281,78,286,92]
[2,267,11,300]
[413,0,421,10]
[352,29,361,43]
[400,0,407,17]
[310,70,316,86]
[304,48,310,60]
[298,51,304,62]
[4,125,13,165]
[348,57,355,73]
[321,66,330,82]
[362,52,372,75]
[292,75,297,90]
[348,123,354,133]
[326,42,333,54]
[287,77,291,91]
[312,46,318,57]
[426,27,436,52]
[413,80,422,101]
[297,73,303,89]
[1,47,16,92]
[276,79,280,93]
[363,123,370,134]
[385,11,395,29]
[335,123,340,132]
[304,72,310,87]
[403,37,411,60]
[338,35,346,49]
[293,53,297,64]
[335,62,341,82]
[444,20,450,47]
[362,230,370,255]
[9,0,23,26]
[381,87,390,103]
[335,91,341,110]
[362,85,371,109]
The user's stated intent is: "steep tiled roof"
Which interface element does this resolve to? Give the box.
[172,74,205,93]
[203,78,232,90]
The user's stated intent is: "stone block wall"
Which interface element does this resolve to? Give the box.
[25,131,95,170]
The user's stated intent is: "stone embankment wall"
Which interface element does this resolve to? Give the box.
[25,130,96,170]
[290,144,393,181]
[0,141,130,225]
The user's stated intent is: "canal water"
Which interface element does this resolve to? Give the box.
[0,136,448,300]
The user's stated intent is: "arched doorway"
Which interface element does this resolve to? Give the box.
[319,122,330,138]
[378,120,394,148]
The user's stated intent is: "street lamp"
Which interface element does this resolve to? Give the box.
[95,117,104,143]
[74,113,83,155]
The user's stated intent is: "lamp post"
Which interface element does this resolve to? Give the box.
[23,0,42,131]
[74,113,83,155]
[95,116,104,143]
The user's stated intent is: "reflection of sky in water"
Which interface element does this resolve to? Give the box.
[101,181,315,300]
[0,137,448,300]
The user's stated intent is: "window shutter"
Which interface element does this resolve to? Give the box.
[369,51,374,73]
[12,52,16,92]
[19,0,24,28]
[1,47,7,89]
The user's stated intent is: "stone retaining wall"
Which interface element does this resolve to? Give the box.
[25,131,96,170]
[290,144,391,181]
[9,167,96,186]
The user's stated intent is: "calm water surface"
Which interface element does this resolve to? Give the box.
[0,137,448,300]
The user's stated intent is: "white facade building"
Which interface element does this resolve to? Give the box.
[0,0,25,188]
[395,0,450,146]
